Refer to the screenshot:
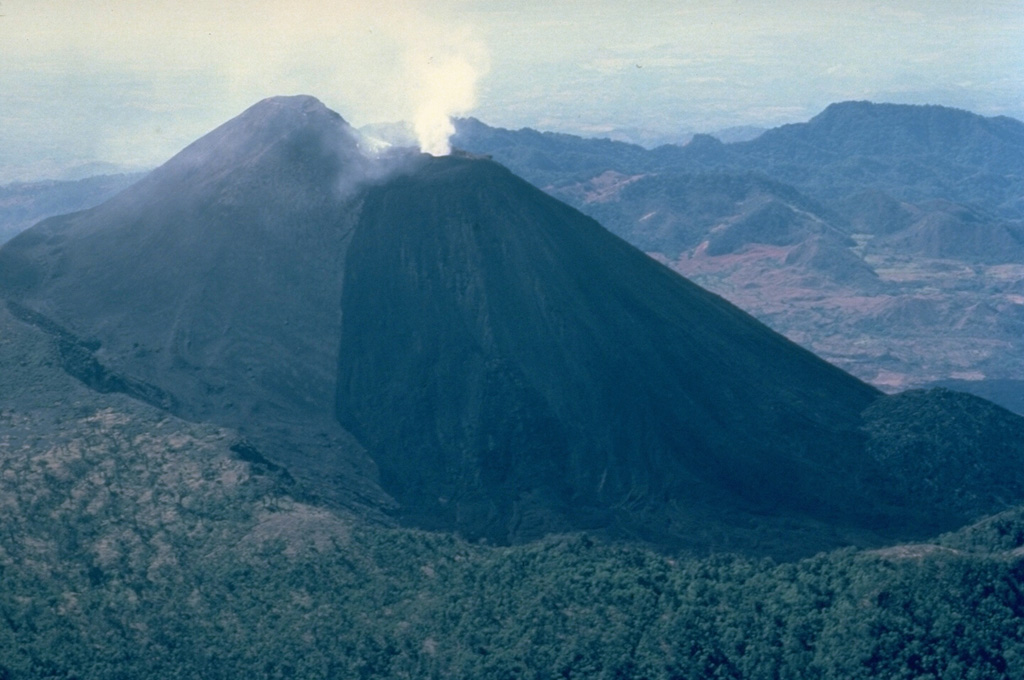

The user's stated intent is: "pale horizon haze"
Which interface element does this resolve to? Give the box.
[1,0,1022,180]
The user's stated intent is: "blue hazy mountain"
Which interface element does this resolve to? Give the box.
[0,173,143,245]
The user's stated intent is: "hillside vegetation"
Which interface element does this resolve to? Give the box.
[2,296,1024,680]
[2,395,1022,679]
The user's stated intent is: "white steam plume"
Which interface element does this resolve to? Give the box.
[404,28,489,156]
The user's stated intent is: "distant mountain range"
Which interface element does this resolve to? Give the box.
[452,102,1024,410]
[0,173,143,245]
[455,101,1024,215]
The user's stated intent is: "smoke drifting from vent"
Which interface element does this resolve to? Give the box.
[404,28,489,156]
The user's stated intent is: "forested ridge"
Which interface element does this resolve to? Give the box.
[1,386,1022,679]
[3,506,1023,679]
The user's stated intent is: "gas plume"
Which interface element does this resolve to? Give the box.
[404,27,489,156]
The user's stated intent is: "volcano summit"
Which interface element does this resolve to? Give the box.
[3,96,1024,556]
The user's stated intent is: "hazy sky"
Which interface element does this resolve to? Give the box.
[2,0,1022,179]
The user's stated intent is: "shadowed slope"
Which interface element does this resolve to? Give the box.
[336,156,883,544]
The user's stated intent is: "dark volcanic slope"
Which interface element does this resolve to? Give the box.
[336,155,883,542]
[0,96,389,510]
[0,95,360,415]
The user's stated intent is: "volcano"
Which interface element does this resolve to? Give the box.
[4,95,1024,554]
